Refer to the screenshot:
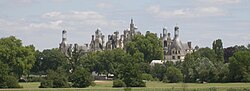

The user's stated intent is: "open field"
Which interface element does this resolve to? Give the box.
[0,81,250,91]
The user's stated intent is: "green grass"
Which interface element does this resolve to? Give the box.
[0,81,250,91]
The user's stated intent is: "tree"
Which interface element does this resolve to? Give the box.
[212,39,224,62]
[224,45,248,63]
[119,62,146,87]
[39,68,70,88]
[0,36,35,78]
[31,48,68,74]
[150,64,166,81]
[229,50,250,82]
[70,67,94,88]
[0,61,21,88]
[125,32,163,63]
[164,66,183,83]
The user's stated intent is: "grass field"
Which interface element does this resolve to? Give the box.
[0,81,250,91]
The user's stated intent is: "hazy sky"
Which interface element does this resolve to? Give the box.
[0,0,249,50]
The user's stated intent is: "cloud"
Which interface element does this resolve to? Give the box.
[42,11,104,21]
[196,0,240,4]
[147,5,226,19]
[97,2,113,9]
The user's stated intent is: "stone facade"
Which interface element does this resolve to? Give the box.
[160,26,195,62]
[59,19,196,62]
[59,19,138,55]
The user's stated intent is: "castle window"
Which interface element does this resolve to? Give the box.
[172,56,175,59]
[178,56,180,59]
[178,51,180,54]
[164,41,167,47]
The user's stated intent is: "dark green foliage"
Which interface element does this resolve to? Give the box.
[182,47,229,83]
[39,80,53,88]
[125,32,163,63]
[31,48,68,74]
[229,50,250,82]
[162,76,170,83]
[113,79,126,87]
[39,69,70,88]
[119,62,146,87]
[0,36,35,78]
[0,59,22,88]
[70,67,94,88]
[141,73,154,81]
[0,76,22,88]
[150,64,166,81]
[165,66,183,83]
[213,39,224,62]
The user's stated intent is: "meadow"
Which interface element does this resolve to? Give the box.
[1,81,250,91]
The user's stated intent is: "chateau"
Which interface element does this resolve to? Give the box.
[59,19,197,62]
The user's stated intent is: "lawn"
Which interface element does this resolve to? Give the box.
[0,81,250,91]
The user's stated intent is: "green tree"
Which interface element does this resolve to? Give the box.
[31,48,68,74]
[39,68,70,88]
[212,39,224,62]
[70,67,94,88]
[229,50,250,82]
[125,32,163,63]
[119,62,146,87]
[150,64,166,81]
[164,66,183,83]
[0,36,35,78]
[0,61,21,88]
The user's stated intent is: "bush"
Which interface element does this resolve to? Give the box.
[127,79,146,87]
[70,68,94,88]
[1,76,22,88]
[39,69,70,88]
[162,76,170,83]
[165,66,183,83]
[113,79,126,87]
[141,73,154,81]
[27,77,43,82]
[53,77,70,88]
[39,80,53,88]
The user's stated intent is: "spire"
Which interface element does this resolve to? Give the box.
[131,18,133,24]
[62,30,67,43]
[174,25,179,37]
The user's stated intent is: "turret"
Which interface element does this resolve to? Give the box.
[130,18,136,35]
[91,35,94,41]
[62,30,67,43]
[174,26,179,37]
[163,27,167,37]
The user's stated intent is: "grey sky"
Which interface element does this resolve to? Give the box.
[0,0,249,50]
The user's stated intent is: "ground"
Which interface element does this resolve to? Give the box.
[0,80,250,91]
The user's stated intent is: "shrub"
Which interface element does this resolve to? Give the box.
[1,76,22,88]
[70,68,94,88]
[162,76,170,83]
[165,66,183,83]
[113,79,126,87]
[53,77,70,88]
[27,77,43,82]
[39,80,53,88]
[39,69,70,88]
[127,79,146,87]
[141,73,154,81]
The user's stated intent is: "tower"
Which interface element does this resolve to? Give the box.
[62,30,67,43]
[130,18,136,36]
[174,26,179,37]
[59,30,70,57]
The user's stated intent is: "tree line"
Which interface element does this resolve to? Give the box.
[0,33,250,88]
